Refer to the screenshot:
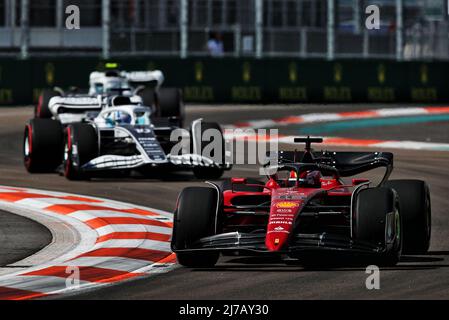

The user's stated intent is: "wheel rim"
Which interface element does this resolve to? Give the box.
[64,141,71,176]
[425,189,431,241]
[395,206,402,251]
[24,135,30,157]
[24,126,32,168]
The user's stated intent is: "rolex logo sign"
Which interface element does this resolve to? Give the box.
[378,64,386,84]
[243,62,251,83]
[420,64,428,85]
[45,63,55,86]
[195,62,203,82]
[334,63,342,83]
[289,62,297,83]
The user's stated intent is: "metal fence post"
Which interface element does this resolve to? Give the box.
[9,0,16,47]
[180,0,188,59]
[255,0,263,59]
[354,0,361,34]
[396,0,403,61]
[363,29,369,58]
[234,24,241,57]
[327,0,335,60]
[300,28,307,58]
[102,0,110,60]
[56,0,63,47]
[20,0,29,59]
[444,0,449,59]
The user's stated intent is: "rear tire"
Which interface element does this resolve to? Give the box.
[172,187,220,267]
[23,119,63,173]
[136,87,156,109]
[157,88,184,127]
[192,122,225,180]
[64,123,98,180]
[384,180,431,254]
[354,187,402,266]
[35,89,59,118]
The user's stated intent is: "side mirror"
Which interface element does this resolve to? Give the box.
[352,178,369,186]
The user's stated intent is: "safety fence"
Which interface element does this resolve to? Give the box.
[0,0,448,60]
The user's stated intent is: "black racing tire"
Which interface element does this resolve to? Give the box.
[384,180,431,254]
[354,187,402,266]
[136,87,156,109]
[157,88,184,127]
[172,187,220,267]
[64,123,98,181]
[23,119,63,173]
[192,122,225,180]
[35,89,60,118]
[219,178,266,192]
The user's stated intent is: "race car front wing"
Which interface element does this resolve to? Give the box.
[81,153,232,171]
[173,231,383,255]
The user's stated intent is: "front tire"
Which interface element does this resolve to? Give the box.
[384,180,431,254]
[24,119,63,173]
[64,123,98,180]
[136,87,156,109]
[354,187,402,266]
[157,88,184,127]
[171,187,220,267]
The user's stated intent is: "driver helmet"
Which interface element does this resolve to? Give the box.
[115,111,132,124]
[94,83,104,94]
[299,170,321,187]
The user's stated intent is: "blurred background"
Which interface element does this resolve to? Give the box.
[0,0,448,105]
[0,0,448,60]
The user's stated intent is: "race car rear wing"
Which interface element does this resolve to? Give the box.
[49,96,102,111]
[266,150,393,179]
[89,70,165,87]
[122,71,164,87]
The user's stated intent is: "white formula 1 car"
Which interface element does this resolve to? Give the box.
[24,96,230,180]
[35,68,183,128]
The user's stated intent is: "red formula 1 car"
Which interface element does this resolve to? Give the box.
[171,137,431,267]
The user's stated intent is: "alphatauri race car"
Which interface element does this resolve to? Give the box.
[35,67,183,127]
[171,137,431,267]
[24,96,230,180]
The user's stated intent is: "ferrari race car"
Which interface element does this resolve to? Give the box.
[35,67,183,127]
[24,96,230,180]
[171,137,431,267]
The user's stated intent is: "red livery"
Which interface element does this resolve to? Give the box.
[171,137,431,267]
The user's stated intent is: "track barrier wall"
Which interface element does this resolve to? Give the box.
[0,58,448,105]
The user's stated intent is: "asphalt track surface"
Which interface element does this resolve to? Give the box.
[0,209,52,267]
[0,104,449,299]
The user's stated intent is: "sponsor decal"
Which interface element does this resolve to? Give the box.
[276,208,293,213]
[274,226,284,231]
[275,201,299,209]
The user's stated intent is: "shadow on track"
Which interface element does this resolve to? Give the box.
[189,252,448,272]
